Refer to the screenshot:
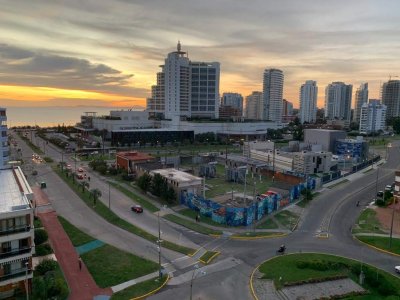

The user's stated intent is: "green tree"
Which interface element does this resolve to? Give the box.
[391,117,400,134]
[137,173,152,192]
[300,188,314,204]
[151,173,166,197]
[163,186,177,204]
[90,188,102,206]
[80,181,89,193]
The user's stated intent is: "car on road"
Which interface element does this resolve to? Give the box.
[131,205,143,213]
[377,191,384,197]
[385,185,393,191]
[77,167,84,172]
[66,164,72,170]
[77,173,84,180]
[395,266,400,274]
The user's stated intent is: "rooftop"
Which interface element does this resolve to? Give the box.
[0,168,32,213]
[151,168,202,183]
[116,151,154,161]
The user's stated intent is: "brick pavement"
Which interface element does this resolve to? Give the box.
[38,210,112,300]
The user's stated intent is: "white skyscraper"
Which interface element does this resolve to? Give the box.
[245,91,263,120]
[299,80,318,124]
[324,82,353,122]
[263,69,284,122]
[0,108,9,169]
[353,83,368,124]
[147,42,220,119]
[359,102,387,134]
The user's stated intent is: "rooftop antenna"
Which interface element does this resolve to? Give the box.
[177,40,181,52]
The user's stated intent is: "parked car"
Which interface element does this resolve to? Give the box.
[66,164,72,170]
[131,205,143,213]
[77,173,84,180]
[395,266,400,274]
[385,185,393,191]
[77,167,84,172]
[377,191,384,198]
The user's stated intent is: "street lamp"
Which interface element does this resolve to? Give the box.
[157,212,162,279]
[190,264,206,300]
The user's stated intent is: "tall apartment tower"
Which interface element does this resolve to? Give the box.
[324,82,353,122]
[245,91,263,120]
[382,80,400,120]
[359,102,386,134]
[299,80,318,124]
[147,42,220,119]
[263,69,284,122]
[353,83,369,124]
[0,108,9,169]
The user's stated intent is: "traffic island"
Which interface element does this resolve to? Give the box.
[250,253,400,300]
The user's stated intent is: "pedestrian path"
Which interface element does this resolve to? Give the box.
[111,271,160,293]
[39,211,112,300]
[76,240,105,255]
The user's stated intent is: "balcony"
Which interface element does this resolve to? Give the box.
[0,247,31,259]
[0,225,31,237]
[0,267,32,283]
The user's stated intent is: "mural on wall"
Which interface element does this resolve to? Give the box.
[180,177,316,226]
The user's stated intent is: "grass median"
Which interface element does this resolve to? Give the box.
[58,216,159,288]
[163,214,222,236]
[256,218,279,229]
[199,251,220,264]
[356,235,400,255]
[177,208,229,228]
[231,231,286,239]
[109,181,159,213]
[274,210,299,230]
[257,253,400,298]
[54,167,195,256]
[111,275,168,300]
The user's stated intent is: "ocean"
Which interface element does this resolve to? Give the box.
[5,106,126,127]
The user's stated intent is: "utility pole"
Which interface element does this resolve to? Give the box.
[375,167,379,199]
[389,200,395,248]
[108,182,111,209]
[158,212,162,279]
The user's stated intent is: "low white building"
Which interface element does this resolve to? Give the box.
[292,151,332,174]
[359,102,387,134]
[92,110,155,133]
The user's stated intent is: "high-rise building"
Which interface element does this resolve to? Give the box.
[147,42,220,119]
[324,82,353,123]
[263,69,284,122]
[299,80,318,124]
[0,108,9,169]
[221,93,243,115]
[245,91,263,120]
[353,83,368,125]
[282,99,293,116]
[359,102,387,134]
[382,80,400,120]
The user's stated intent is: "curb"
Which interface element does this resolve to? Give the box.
[199,251,220,265]
[353,235,400,257]
[230,233,288,240]
[249,263,260,300]
[131,274,170,300]
[188,247,202,257]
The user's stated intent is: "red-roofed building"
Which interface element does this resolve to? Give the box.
[116,151,155,173]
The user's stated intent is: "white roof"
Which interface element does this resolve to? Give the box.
[0,169,31,213]
[151,168,202,183]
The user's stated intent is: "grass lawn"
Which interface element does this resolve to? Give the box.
[163,214,222,236]
[82,244,159,288]
[58,216,95,246]
[256,218,279,229]
[199,251,220,264]
[178,208,229,228]
[109,181,159,213]
[274,210,299,230]
[296,192,319,208]
[352,208,386,234]
[111,275,168,300]
[356,236,400,255]
[54,167,195,256]
[258,253,400,298]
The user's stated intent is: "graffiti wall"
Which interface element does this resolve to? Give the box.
[180,177,316,226]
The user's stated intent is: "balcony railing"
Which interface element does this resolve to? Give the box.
[0,247,31,259]
[0,225,31,237]
[0,267,31,282]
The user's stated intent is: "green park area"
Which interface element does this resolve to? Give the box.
[257,253,400,298]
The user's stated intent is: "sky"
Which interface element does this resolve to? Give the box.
[1,0,400,109]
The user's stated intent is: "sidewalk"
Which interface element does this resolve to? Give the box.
[39,210,112,300]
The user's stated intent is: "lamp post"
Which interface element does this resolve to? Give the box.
[108,181,111,209]
[25,262,29,300]
[389,193,395,248]
[157,212,162,279]
[190,264,206,300]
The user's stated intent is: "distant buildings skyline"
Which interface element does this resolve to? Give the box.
[299,80,318,124]
[263,69,284,122]
[324,82,353,123]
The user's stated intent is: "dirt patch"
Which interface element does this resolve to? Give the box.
[374,202,400,235]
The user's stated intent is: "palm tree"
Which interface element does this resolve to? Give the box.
[80,181,89,193]
[90,188,102,206]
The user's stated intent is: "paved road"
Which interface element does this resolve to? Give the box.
[13,131,400,300]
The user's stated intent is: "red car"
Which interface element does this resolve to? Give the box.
[77,173,84,180]
[131,205,143,213]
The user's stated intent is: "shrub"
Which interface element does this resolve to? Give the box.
[35,243,53,256]
[34,229,48,245]
[377,281,396,296]
[35,259,58,276]
[375,198,385,207]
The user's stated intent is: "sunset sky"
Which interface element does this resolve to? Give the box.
[1,0,400,109]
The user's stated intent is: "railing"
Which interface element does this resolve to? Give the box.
[0,268,31,282]
[0,247,31,259]
[0,225,31,236]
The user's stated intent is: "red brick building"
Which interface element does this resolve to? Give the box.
[116,151,155,173]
